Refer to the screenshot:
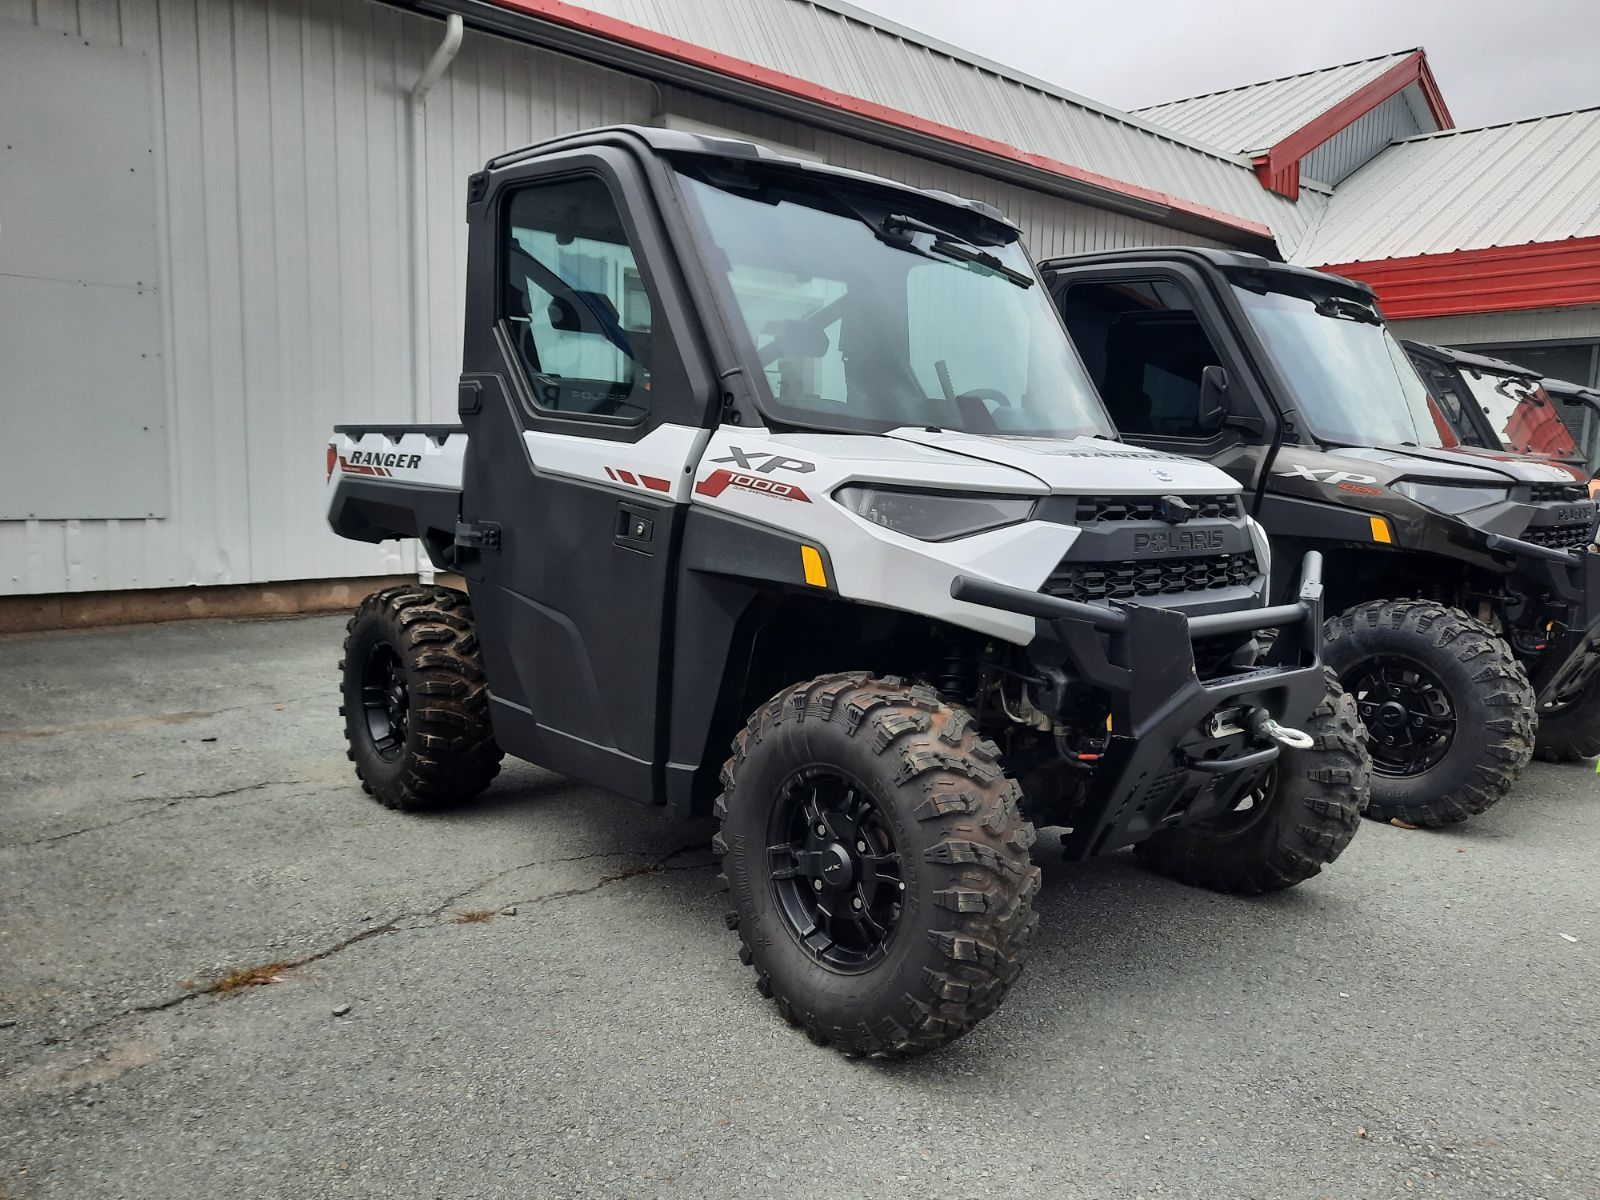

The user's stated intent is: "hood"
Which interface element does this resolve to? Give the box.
[1332,443,1583,485]
[884,430,1239,494]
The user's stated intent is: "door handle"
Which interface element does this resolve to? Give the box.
[615,502,655,553]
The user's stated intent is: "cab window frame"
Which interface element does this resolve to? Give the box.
[495,170,664,429]
[1057,272,1240,452]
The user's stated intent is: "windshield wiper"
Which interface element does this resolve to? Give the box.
[881,214,1033,288]
[1313,295,1381,325]
[829,201,1033,289]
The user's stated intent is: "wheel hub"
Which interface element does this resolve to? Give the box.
[1345,655,1456,777]
[360,644,409,761]
[814,842,855,890]
[768,771,904,973]
[1377,700,1409,729]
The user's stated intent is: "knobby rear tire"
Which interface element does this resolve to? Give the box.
[339,585,503,812]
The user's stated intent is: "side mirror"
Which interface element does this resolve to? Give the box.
[1197,364,1229,433]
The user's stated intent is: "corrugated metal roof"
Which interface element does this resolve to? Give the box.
[1135,51,1416,154]
[1298,107,1600,265]
[462,0,1317,248]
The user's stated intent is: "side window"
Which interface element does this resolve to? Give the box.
[1417,364,1486,447]
[1060,279,1225,440]
[503,177,653,420]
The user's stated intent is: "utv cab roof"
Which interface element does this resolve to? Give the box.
[1402,340,1543,382]
[1543,376,1600,408]
[479,123,1014,231]
[1036,246,1375,300]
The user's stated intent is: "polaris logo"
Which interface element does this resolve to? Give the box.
[1134,529,1224,553]
[346,451,421,470]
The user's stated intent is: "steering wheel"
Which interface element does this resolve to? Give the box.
[957,388,1012,410]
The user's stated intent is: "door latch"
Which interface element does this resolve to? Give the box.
[454,520,501,553]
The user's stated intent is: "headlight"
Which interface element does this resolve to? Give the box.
[834,485,1036,541]
[1392,481,1510,513]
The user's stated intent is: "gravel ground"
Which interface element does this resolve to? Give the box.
[1,613,1597,1199]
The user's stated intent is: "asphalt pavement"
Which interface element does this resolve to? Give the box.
[1,614,1596,1199]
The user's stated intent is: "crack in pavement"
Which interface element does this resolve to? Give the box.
[53,839,711,1047]
[11,780,317,849]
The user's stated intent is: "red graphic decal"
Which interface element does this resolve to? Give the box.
[693,468,812,503]
[607,466,675,494]
[338,455,390,478]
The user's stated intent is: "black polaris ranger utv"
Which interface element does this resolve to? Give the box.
[1403,340,1600,759]
[1404,340,1593,468]
[325,128,1368,1057]
[1043,249,1600,824]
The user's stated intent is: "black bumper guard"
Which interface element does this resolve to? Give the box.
[951,552,1329,860]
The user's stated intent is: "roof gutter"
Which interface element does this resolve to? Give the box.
[405,0,1279,251]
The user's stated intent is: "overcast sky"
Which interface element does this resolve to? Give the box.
[851,0,1600,130]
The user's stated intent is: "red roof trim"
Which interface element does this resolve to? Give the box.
[1251,50,1454,199]
[480,0,1274,242]
[1321,237,1600,319]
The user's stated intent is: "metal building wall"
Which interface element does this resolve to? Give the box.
[0,0,1235,598]
[1389,307,1600,347]
[1302,90,1424,186]
[0,0,657,596]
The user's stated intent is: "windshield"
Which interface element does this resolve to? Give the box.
[1231,282,1455,448]
[1460,370,1578,459]
[676,168,1112,438]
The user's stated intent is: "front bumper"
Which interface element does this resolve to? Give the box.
[1486,534,1600,705]
[951,552,1328,861]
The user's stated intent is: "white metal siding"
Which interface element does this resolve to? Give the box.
[1303,89,1423,187]
[1390,306,1600,346]
[0,0,657,595]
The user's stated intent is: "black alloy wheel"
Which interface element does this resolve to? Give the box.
[768,769,904,972]
[1197,764,1278,835]
[1344,655,1455,777]
[361,643,410,761]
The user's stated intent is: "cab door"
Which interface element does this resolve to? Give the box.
[455,149,716,803]
[1048,265,1278,498]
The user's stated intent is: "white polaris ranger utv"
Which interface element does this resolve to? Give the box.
[326,126,1368,1057]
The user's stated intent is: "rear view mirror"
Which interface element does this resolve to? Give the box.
[1197,364,1229,432]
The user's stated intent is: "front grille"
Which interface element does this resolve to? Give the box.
[1523,522,1593,551]
[1073,494,1241,523]
[1045,552,1259,603]
[1531,483,1586,503]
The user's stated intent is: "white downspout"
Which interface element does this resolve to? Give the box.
[408,13,463,584]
